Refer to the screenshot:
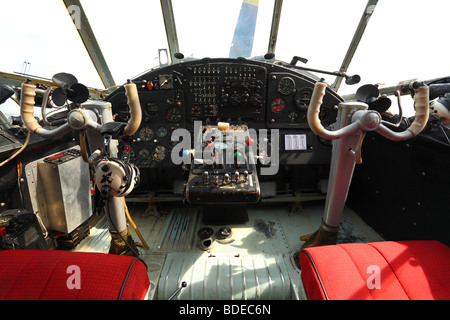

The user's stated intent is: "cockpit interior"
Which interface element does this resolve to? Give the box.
[0,0,449,302]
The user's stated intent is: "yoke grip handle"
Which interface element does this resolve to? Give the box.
[123,82,142,137]
[408,85,429,137]
[20,82,42,133]
[307,81,327,137]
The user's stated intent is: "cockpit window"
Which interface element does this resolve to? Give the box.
[1,0,449,100]
[172,0,275,59]
[0,1,101,88]
[277,0,450,96]
[276,0,367,92]
[81,0,169,85]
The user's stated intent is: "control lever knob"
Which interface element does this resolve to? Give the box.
[203,171,209,185]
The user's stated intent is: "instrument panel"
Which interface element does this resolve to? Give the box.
[106,58,342,169]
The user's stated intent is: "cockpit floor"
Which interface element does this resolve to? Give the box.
[74,201,383,300]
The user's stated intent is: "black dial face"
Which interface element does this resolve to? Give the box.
[190,105,202,116]
[250,94,263,106]
[156,126,168,138]
[295,87,313,111]
[166,107,182,122]
[138,148,150,159]
[277,77,295,95]
[146,102,160,117]
[288,111,299,123]
[230,93,243,106]
[138,126,154,141]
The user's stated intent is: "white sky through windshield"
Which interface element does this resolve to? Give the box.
[1,0,449,117]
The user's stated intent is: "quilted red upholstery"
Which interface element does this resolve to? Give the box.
[0,250,150,300]
[300,240,450,300]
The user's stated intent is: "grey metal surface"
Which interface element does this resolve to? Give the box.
[71,200,383,300]
[152,207,199,252]
[267,0,283,54]
[322,103,368,227]
[25,146,92,233]
[160,0,181,64]
[158,252,292,300]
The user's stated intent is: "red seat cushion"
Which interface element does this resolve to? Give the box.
[0,250,150,300]
[300,240,450,300]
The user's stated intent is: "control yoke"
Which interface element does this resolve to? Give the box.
[20,78,143,255]
[20,77,142,197]
[20,79,142,140]
[307,80,429,141]
[301,80,429,249]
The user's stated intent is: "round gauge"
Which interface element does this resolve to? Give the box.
[159,74,173,89]
[138,126,154,141]
[166,107,182,122]
[230,94,243,106]
[250,94,263,107]
[277,77,295,95]
[138,148,150,160]
[146,102,160,117]
[0,214,15,225]
[156,126,168,138]
[295,87,313,111]
[271,97,286,113]
[152,145,166,162]
[190,105,202,116]
[288,111,299,123]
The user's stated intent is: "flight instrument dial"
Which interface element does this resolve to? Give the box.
[277,77,295,95]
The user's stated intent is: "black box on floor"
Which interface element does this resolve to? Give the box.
[0,210,48,250]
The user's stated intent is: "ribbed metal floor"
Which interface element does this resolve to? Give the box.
[158,252,292,300]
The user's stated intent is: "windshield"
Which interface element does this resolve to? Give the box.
[0,1,101,88]
[1,0,450,117]
[172,0,274,59]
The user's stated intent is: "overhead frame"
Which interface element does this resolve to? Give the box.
[62,0,116,89]
[331,0,379,91]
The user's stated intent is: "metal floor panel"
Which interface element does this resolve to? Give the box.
[158,252,292,300]
[74,215,110,253]
[74,201,383,300]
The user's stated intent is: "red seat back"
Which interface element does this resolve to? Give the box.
[0,250,150,300]
[300,240,450,300]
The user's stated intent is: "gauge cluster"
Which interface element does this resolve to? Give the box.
[186,62,266,124]
[106,58,342,169]
[266,72,339,129]
[117,88,185,168]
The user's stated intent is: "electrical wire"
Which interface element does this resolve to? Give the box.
[0,130,31,167]
[123,197,149,250]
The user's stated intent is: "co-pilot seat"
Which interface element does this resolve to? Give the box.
[298,80,450,300]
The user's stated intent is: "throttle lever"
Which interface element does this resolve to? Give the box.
[168,281,187,300]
